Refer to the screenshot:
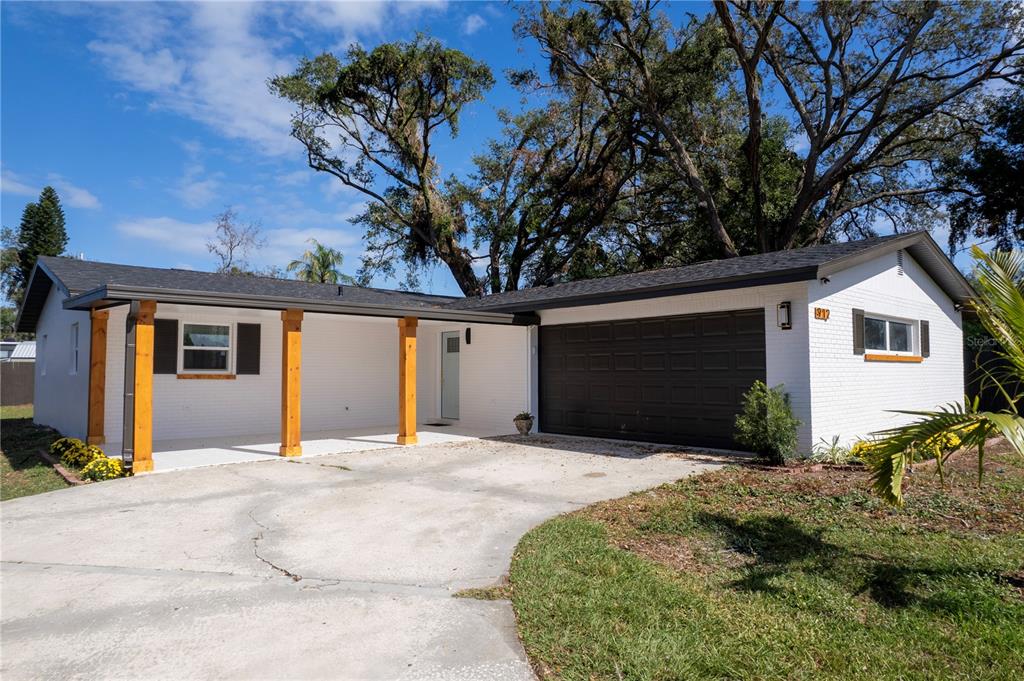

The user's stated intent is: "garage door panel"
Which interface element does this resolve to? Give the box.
[702,349,732,370]
[613,322,638,340]
[670,385,699,405]
[614,384,638,402]
[702,385,733,406]
[566,383,587,401]
[566,411,587,427]
[701,314,732,336]
[641,352,667,370]
[736,349,766,370]
[670,351,698,370]
[540,308,766,449]
[640,319,667,338]
[670,318,698,337]
[566,326,589,343]
[735,311,765,335]
[588,323,612,342]
[641,384,667,403]
[614,353,637,371]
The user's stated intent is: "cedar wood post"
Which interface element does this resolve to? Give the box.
[397,316,418,445]
[130,300,156,473]
[280,308,303,456]
[87,309,109,445]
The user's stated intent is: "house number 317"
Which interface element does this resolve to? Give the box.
[814,307,830,321]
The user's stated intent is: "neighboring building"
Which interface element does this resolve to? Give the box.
[0,340,35,362]
[14,231,970,472]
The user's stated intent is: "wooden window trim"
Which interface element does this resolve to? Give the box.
[176,373,237,380]
[864,354,924,363]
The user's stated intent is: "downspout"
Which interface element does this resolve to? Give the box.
[121,301,139,469]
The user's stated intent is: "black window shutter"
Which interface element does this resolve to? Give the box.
[154,319,178,374]
[852,308,865,355]
[236,323,261,375]
[920,320,930,358]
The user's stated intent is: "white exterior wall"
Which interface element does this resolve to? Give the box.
[32,287,91,439]
[537,283,813,450]
[807,250,963,447]
[428,323,532,434]
[96,303,525,448]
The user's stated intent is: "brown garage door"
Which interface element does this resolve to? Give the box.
[539,309,766,449]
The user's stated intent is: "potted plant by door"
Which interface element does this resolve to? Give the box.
[513,411,534,435]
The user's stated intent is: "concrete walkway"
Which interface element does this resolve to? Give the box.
[101,424,493,473]
[1,435,725,680]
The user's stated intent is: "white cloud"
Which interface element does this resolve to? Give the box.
[4,170,102,209]
[462,14,486,35]
[174,168,219,209]
[1,169,37,197]
[115,216,212,255]
[116,210,364,270]
[48,176,102,209]
[80,1,449,157]
[87,41,185,91]
[277,169,311,187]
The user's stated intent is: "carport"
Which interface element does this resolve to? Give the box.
[19,257,538,474]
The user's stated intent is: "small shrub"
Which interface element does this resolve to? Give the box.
[50,437,84,460]
[56,439,106,469]
[80,456,126,481]
[809,436,855,465]
[734,381,801,465]
[515,411,533,421]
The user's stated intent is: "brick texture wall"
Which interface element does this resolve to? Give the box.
[807,250,963,447]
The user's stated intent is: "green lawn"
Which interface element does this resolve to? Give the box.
[511,444,1024,680]
[1,405,70,501]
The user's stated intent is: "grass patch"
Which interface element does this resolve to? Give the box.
[1,404,33,420]
[1,406,70,501]
[511,442,1024,680]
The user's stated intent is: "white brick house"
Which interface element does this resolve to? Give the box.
[17,231,971,472]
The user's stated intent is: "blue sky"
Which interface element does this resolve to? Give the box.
[1,1,968,300]
[1,0,549,296]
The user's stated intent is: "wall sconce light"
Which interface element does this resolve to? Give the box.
[465,327,472,345]
[777,302,792,330]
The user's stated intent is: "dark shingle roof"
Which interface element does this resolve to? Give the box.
[16,230,972,333]
[37,256,457,309]
[447,234,916,311]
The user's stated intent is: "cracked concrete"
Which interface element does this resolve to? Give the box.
[1,434,725,680]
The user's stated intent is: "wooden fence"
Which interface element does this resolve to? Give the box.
[1,362,34,406]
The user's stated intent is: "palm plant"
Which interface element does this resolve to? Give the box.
[867,246,1024,505]
[286,239,356,284]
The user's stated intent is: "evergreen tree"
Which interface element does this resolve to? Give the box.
[14,186,68,295]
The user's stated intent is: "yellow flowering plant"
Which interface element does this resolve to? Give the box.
[56,440,106,469]
[80,457,127,481]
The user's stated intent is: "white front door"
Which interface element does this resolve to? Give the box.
[441,331,460,420]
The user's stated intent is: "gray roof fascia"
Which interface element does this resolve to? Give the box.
[63,283,524,325]
[466,266,821,313]
[14,260,67,333]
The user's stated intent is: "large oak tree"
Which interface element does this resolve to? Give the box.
[522,0,1024,257]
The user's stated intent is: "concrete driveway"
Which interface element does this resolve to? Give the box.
[1,435,723,680]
